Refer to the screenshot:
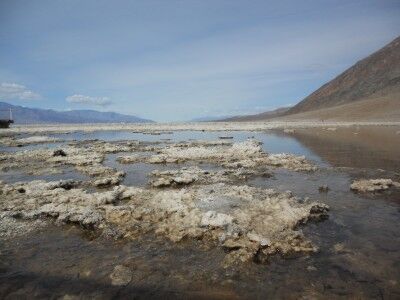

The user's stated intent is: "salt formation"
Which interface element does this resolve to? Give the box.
[350,178,400,192]
[148,140,316,171]
[0,135,329,266]
[0,141,137,182]
[0,178,328,266]
[149,166,272,188]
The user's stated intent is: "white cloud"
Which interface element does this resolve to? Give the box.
[0,82,41,100]
[66,94,112,106]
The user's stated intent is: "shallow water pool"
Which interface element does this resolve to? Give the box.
[1,126,400,299]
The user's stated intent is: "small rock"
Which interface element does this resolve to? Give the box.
[152,178,172,187]
[222,239,243,250]
[247,232,271,247]
[110,265,132,286]
[261,171,273,178]
[56,179,79,190]
[309,204,329,221]
[218,233,227,243]
[318,185,329,193]
[307,265,317,271]
[94,174,124,187]
[53,149,67,157]
[333,243,345,253]
[17,187,26,193]
[117,155,141,164]
[173,175,195,185]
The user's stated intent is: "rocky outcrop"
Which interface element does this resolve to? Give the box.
[288,36,400,115]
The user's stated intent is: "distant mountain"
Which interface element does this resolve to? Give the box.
[287,36,400,115]
[0,102,153,124]
[190,115,233,122]
[221,107,291,122]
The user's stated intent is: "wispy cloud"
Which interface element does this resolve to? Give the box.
[66,94,112,106]
[1,1,399,120]
[0,82,41,100]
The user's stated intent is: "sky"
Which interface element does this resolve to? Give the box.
[0,0,399,122]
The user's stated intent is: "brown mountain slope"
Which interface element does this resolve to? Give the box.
[225,36,400,122]
[287,36,400,115]
[222,107,290,122]
[277,91,400,121]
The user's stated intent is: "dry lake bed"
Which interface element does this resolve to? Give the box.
[1,122,400,299]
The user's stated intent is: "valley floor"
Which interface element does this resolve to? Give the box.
[2,119,400,135]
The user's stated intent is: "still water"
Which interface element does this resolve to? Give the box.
[1,126,399,299]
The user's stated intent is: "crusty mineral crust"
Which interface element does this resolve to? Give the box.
[0,178,328,266]
[0,135,62,146]
[0,140,137,182]
[149,166,270,188]
[0,139,316,190]
[350,178,400,192]
[147,140,316,171]
[0,135,329,266]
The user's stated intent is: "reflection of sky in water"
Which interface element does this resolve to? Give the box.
[0,142,65,153]
[0,166,88,184]
[48,130,324,164]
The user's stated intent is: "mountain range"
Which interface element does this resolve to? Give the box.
[0,102,153,124]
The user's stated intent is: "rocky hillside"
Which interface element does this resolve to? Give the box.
[287,36,400,115]
[222,107,291,122]
[0,102,153,124]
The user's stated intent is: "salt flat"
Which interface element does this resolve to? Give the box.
[1,125,400,298]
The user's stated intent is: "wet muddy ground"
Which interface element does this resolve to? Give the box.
[1,125,399,299]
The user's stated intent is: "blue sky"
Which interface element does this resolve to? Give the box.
[0,0,399,121]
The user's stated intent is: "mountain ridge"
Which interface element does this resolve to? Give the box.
[223,36,400,122]
[287,36,400,115]
[221,107,291,122]
[0,102,153,124]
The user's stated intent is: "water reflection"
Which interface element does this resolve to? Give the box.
[1,126,400,298]
[287,126,400,171]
